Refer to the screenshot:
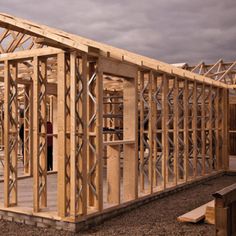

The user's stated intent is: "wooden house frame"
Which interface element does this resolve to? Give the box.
[0,13,233,231]
[175,61,236,155]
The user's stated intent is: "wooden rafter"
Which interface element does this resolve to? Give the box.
[0,12,228,88]
[181,60,236,85]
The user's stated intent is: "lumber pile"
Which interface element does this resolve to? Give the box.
[177,200,215,224]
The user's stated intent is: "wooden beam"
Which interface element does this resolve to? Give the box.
[35,37,71,50]
[100,56,137,78]
[0,47,63,61]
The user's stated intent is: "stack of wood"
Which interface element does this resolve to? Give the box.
[177,200,215,224]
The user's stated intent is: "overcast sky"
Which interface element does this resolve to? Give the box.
[1,0,236,65]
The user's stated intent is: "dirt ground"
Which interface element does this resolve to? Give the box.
[1,174,236,236]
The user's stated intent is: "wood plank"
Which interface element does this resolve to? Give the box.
[177,200,214,223]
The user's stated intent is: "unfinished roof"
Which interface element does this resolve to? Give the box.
[185,60,236,85]
[0,12,231,89]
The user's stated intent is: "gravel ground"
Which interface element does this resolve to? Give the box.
[1,174,236,236]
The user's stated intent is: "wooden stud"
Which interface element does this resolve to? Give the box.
[57,52,67,217]
[123,74,138,201]
[215,88,220,170]
[70,52,88,217]
[208,86,213,173]
[173,77,179,186]
[23,85,33,175]
[201,84,206,175]
[33,56,39,212]
[162,74,168,189]
[81,54,88,215]
[87,59,103,211]
[96,59,103,211]
[70,51,77,217]
[183,80,189,182]
[139,71,145,192]
[152,74,158,187]
[4,60,18,207]
[192,81,197,178]
[33,56,47,212]
[148,71,153,193]
[222,89,229,170]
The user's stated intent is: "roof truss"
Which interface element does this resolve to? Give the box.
[0,12,230,89]
[182,60,236,85]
